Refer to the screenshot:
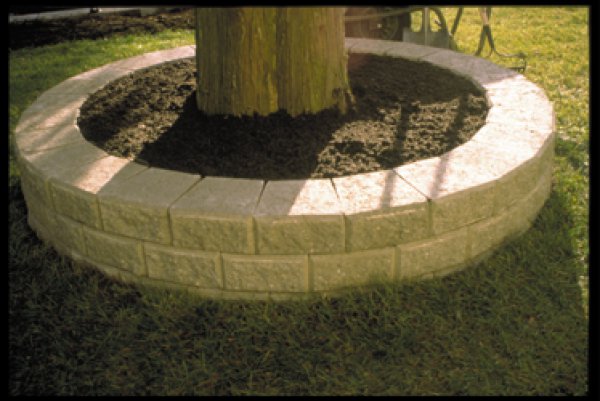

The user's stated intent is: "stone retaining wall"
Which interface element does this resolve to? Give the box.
[14,39,555,300]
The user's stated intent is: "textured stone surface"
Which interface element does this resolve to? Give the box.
[467,159,553,261]
[23,191,57,235]
[20,161,54,209]
[485,91,554,134]
[470,121,553,160]
[50,156,147,229]
[110,47,195,72]
[83,227,146,276]
[89,261,128,282]
[170,177,263,253]
[484,78,547,105]
[144,243,222,289]
[15,97,83,135]
[381,42,443,59]
[430,186,496,235]
[346,208,431,251]
[394,145,501,234]
[521,161,553,224]
[223,254,308,292]
[333,170,427,214]
[33,78,104,103]
[99,167,200,244]
[468,201,531,260]
[420,48,520,85]
[333,170,430,250]
[255,179,344,254]
[29,212,86,263]
[20,142,108,184]
[53,214,88,257]
[71,61,137,84]
[310,248,394,291]
[491,155,541,214]
[16,123,87,154]
[20,142,108,208]
[346,38,440,59]
[470,123,554,213]
[397,227,469,279]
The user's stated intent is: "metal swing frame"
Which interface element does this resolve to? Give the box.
[344,6,527,72]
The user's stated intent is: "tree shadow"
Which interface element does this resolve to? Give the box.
[133,92,355,180]
[78,54,488,182]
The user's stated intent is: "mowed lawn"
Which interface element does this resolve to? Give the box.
[9,7,589,395]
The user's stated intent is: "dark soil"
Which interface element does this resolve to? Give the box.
[9,8,195,50]
[11,8,488,180]
[78,54,488,180]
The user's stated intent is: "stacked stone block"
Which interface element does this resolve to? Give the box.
[14,41,555,300]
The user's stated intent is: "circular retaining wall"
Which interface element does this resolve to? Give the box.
[14,39,556,300]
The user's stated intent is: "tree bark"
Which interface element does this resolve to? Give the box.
[195,7,353,117]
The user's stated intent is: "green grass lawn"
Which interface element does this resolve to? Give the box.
[9,7,589,395]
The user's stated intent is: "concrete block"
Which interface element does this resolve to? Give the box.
[170,177,263,253]
[381,42,442,60]
[521,163,553,224]
[397,227,469,279]
[484,78,547,104]
[83,227,146,276]
[144,243,222,289]
[467,164,553,261]
[19,142,108,208]
[255,215,345,255]
[255,179,345,254]
[394,143,506,234]
[15,97,82,135]
[346,207,431,251]
[20,162,53,210]
[27,213,54,248]
[480,74,531,93]
[20,142,108,181]
[98,167,200,244]
[310,248,394,291]
[332,170,428,214]
[333,170,430,250]
[470,123,555,213]
[222,254,308,292]
[23,192,57,236]
[430,186,495,235]
[468,204,531,260]
[492,156,541,214]
[88,261,127,282]
[485,92,554,134]
[34,78,104,102]
[346,38,440,59]
[16,123,87,154]
[471,121,553,159]
[539,133,556,172]
[110,48,195,73]
[420,48,520,86]
[51,214,88,257]
[50,157,147,229]
[346,38,397,54]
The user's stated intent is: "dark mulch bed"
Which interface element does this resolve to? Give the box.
[9,8,195,50]
[78,54,488,180]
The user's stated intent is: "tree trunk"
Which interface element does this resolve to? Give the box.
[195,7,353,117]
